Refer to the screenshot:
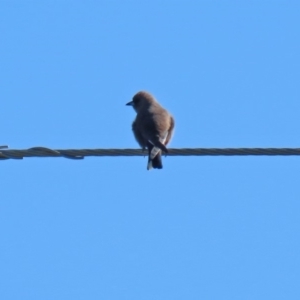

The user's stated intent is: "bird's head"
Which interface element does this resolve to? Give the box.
[126,91,155,113]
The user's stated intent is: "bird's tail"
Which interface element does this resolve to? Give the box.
[146,131,169,170]
[147,144,163,170]
[147,152,163,170]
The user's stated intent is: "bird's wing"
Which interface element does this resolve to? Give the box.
[165,115,175,146]
[149,131,168,159]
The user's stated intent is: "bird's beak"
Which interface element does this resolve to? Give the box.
[126,101,133,106]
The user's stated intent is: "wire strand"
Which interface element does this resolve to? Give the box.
[0,146,300,160]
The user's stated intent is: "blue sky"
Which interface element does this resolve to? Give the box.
[1,1,300,299]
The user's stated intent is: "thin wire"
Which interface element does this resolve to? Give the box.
[0,146,300,160]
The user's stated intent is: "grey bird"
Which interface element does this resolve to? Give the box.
[126,91,175,170]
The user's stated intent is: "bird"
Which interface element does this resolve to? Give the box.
[126,91,175,170]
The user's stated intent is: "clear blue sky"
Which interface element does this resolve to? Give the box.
[1,1,300,299]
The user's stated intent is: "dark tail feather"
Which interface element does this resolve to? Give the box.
[147,143,163,170]
[151,152,163,169]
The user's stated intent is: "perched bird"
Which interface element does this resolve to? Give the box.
[126,91,175,170]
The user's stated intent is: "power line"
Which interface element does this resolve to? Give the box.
[0,146,300,160]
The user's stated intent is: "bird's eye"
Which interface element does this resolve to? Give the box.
[134,98,140,105]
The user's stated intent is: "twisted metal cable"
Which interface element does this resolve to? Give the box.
[0,145,300,160]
